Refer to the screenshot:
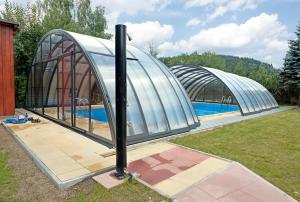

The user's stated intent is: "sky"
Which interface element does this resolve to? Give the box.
[1,0,300,68]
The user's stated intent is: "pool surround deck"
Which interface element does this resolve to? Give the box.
[1,110,177,189]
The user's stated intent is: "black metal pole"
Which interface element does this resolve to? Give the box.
[115,24,127,178]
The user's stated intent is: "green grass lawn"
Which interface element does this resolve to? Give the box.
[172,108,300,201]
[0,150,15,201]
[71,180,169,202]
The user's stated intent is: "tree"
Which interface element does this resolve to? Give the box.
[76,0,111,38]
[0,0,110,107]
[234,61,247,76]
[42,0,74,30]
[280,22,300,106]
[148,41,159,58]
[1,1,44,107]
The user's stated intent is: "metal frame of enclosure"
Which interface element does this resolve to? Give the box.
[26,29,199,146]
[170,65,279,116]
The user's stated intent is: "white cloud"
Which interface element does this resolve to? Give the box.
[186,18,202,27]
[0,4,5,12]
[209,0,259,21]
[96,0,172,32]
[185,0,260,22]
[185,0,215,8]
[125,21,174,51]
[158,13,289,68]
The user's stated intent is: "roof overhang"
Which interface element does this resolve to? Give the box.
[0,19,19,33]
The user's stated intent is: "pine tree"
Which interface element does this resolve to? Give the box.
[280,22,300,106]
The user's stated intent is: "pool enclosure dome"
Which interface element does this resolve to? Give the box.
[26,29,199,146]
[170,64,279,116]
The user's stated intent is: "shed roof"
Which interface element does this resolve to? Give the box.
[0,19,19,32]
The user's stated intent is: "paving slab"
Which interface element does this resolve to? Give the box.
[175,163,296,202]
[1,109,115,189]
[127,144,296,202]
[1,109,178,189]
[92,170,126,189]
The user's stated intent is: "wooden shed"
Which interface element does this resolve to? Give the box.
[0,19,18,116]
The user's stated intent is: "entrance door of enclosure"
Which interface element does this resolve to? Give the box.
[74,53,90,132]
[56,53,112,142]
[33,63,44,114]
[73,54,113,142]
[58,55,72,125]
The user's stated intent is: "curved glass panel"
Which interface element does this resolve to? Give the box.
[153,59,198,125]
[26,29,199,146]
[170,65,278,115]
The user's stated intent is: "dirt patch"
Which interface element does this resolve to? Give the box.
[0,125,96,202]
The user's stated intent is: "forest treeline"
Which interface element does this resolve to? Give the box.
[160,52,280,97]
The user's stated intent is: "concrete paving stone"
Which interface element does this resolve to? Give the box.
[128,146,211,186]
[128,158,151,175]
[218,190,261,202]
[241,179,296,202]
[169,157,197,169]
[35,147,68,162]
[43,156,84,175]
[84,162,109,172]
[142,156,162,168]
[170,157,230,187]
[192,163,297,202]
[197,164,256,198]
[57,168,90,181]
[159,147,209,163]
[128,157,182,185]
[154,179,186,197]
[79,156,113,170]
[83,155,115,172]
[127,143,176,162]
[133,142,176,154]
[93,170,125,189]
[143,164,182,185]
[75,153,101,163]
[127,152,151,162]
[97,158,115,168]
[175,186,218,202]
[219,164,258,181]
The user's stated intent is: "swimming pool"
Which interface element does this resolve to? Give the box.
[192,102,239,116]
[76,103,239,122]
[76,108,109,122]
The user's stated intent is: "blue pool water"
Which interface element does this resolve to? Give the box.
[192,102,239,116]
[76,108,108,122]
[76,103,240,122]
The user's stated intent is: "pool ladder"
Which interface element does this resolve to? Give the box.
[75,97,89,110]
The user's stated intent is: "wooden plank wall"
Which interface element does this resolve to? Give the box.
[0,24,15,116]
